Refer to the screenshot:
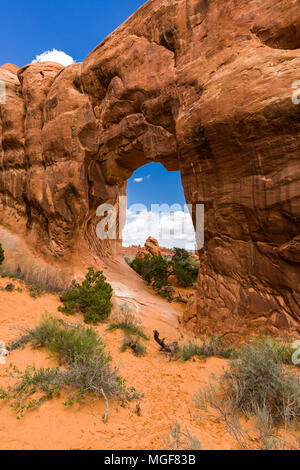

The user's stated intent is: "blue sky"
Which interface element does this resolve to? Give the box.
[124,164,195,250]
[0,1,146,67]
[127,163,186,210]
[1,0,195,249]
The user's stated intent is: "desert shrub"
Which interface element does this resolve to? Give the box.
[0,314,140,417]
[15,265,23,279]
[7,332,34,351]
[171,252,198,287]
[156,285,175,302]
[172,248,190,264]
[172,263,195,287]
[192,338,300,449]
[124,256,132,266]
[222,337,300,425]
[130,250,198,293]
[120,336,147,357]
[107,304,149,340]
[58,267,113,324]
[5,283,14,292]
[170,248,198,287]
[131,255,169,289]
[179,336,234,361]
[164,422,202,450]
[29,284,44,299]
[29,313,108,365]
[0,243,4,266]
[255,336,296,366]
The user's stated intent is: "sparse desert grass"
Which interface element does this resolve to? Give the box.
[192,337,300,449]
[164,422,202,450]
[1,314,140,418]
[107,304,149,341]
[222,337,300,424]
[179,336,234,361]
[120,335,147,357]
[255,336,297,366]
[0,262,65,296]
[0,228,70,292]
[29,284,44,299]
[58,267,113,324]
[7,332,35,352]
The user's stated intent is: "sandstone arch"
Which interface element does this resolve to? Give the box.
[0,0,300,338]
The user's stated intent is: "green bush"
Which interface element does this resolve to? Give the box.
[130,249,198,295]
[0,243,4,266]
[131,255,169,289]
[172,263,195,287]
[171,249,198,287]
[58,267,113,324]
[1,314,140,417]
[172,248,190,264]
[29,313,109,365]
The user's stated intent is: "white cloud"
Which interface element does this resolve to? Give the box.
[32,49,75,67]
[146,174,151,179]
[122,208,196,250]
[134,178,143,183]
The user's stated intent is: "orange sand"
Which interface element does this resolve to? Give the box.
[0,278,298,450]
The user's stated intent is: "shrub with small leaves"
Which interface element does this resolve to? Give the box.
[58,268,113,324]
[179,336,234,361]
[0,243,4,266]
[131,255,169,289]
[5,283,14,292]
[0,314,141,418]
[222,337,300,425]
[29,284,44,299]
[120,336,147,357]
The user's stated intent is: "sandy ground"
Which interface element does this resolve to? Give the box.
[0,277,298,450]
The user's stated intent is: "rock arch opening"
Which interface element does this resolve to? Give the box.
[122,162,196,252]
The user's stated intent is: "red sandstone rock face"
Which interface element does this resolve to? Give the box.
[0,0,300,338]
[0,63,19,74]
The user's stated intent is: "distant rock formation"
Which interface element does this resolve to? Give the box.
[136,237,162,260]
[0,0,300,338]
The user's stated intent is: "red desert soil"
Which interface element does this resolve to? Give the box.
[0,277,298,450]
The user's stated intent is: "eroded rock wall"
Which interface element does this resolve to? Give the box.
[0,0,300,337]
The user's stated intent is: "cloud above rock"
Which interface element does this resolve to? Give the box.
[122,207,196,250]
[32,49,75,67]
